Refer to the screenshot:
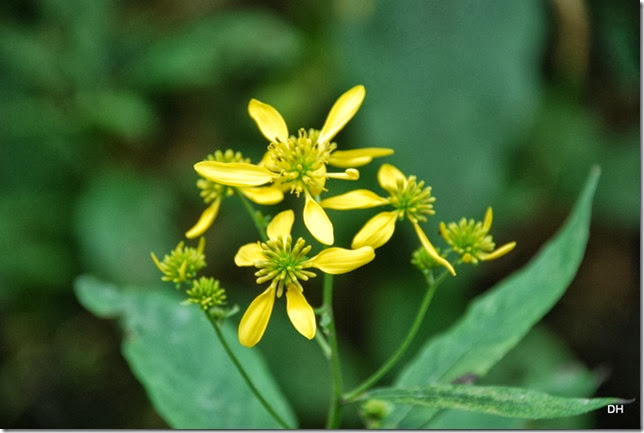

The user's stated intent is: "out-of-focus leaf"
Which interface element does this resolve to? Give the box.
[332,0,546,221]
[77,90,158,140]
[380,168,599,428]
[504,91,639,230]
[127,11,302,90]
[0,191,74,296]
[74,275,297,429]
[73,170,178,286]
[363,384,624,419]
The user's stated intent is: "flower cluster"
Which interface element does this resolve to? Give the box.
[152,84,517,348]
[194,85,393,245]
[151,238,228,312]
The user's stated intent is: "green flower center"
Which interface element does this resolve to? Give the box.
[389,176,436,223]
[442,218,495,263]
[185,276,227,310]
[151,238,206,285]
[254,235,317,296]
[197,149,249,204]
[267,128,335,197]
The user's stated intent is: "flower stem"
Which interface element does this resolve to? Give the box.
[236,189,268,241]
[342,269,449,403]
[205,312,293,429]
[322,273,344,428]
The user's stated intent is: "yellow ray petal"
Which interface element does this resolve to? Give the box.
[248,98,289,143]
[238,287,276,347]
[309,246,375,274]
[377,163,406,193]
[304,194,334,245]
[320,189,388,210]
[194,161,274,187]
[318,85,366,145]
[325,168,360,181]
[352,210,398,249]
[285,286,316,340]
[327,147,395,168]
[185,199,221,239]
[482,206,493,232]
[241,186,284,205]
[412,221,456,276]
[267,209,295,241]
[257,150,273,167]
[234,243,265,266]
[481,241,517,261]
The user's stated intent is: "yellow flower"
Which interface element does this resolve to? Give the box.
[193,85,393,245]
[320,163,456,276]
[439,207,516,264]
[235,209,375,347]
[186,149,284,239]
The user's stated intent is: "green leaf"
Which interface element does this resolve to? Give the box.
[363,384,626,420]
[77,90,158,140]
[332,0,546,221]
[127,11,302,90]
[74,275,297,429]
[382,167,600,428]
[428,326,603,429]
[73,170,178,286]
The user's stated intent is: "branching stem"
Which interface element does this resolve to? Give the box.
[343,269,449,402]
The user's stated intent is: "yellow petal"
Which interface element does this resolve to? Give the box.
[194,161,274,187]
[352,210,398,249]
[266,209,295,241]
[241,186,284,205]
[304,194,334,245]
[377,163,406,193]
[482,207,493,233]
[248,98,289,143]
[412,221,456,276]
[257,150,273,167]
[238,287,276,347]
[327,147,395,168]
[325,168,360,181]
[310,246,375,274]
[320,189,388,210]
[318,85,366,145]
[185,199,221,239]
[481,241,516,261]
[234,243,265,266]
[285,286,316,340]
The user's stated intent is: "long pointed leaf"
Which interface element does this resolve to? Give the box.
[384,167,600,428]
[364,384,627,419]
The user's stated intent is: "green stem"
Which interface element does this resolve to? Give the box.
[236,189,268,241]
[205,312,293,429]
[315,328,332,359]
[343,269,449,403]
[322,273,343,428]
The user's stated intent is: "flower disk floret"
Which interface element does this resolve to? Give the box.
[193,85,394,245]
[235,209,376,347]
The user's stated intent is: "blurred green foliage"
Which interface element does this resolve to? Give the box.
[1,0,638,428]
